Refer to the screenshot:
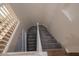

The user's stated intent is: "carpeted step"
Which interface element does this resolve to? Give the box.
[39,25,62,51]
[27,26,37,51]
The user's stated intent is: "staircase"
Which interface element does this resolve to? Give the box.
[39,25,62,51]
[3,24,65,56]
[27,26,37,51]
[0,22,17,53]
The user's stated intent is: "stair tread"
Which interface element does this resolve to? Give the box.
[42,43,62,49]
[27,26,39,51]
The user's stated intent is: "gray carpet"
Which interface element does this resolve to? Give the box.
[39,25,62,51]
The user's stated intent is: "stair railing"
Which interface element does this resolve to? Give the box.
[37,22,42,52]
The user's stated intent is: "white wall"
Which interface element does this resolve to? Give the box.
[10,3,79,52]
[10,4,47,30]
[63,4,79,52]
[46,3,79,52]
[10,4,64,29]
